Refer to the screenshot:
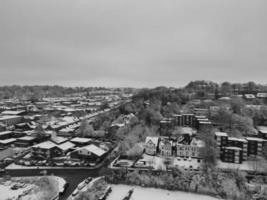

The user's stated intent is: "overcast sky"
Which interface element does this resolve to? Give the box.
[0,0,266,88]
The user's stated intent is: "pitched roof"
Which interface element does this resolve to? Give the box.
[145,137,159,147]
[81,144,107,157]
[58,141,75,151]
[257,126,267,134]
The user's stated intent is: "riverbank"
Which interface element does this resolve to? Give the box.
[107,184,221,200]
[102,167,252,200]
[0,176,66,200]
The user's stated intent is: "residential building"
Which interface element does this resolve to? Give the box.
[0,131,13,140]
[71,144,108,161]
[0,138,16,148]
[15,136,37,147]
[228,137,248,160]
[70,137,92,146]
[215,132,228,152]
[159,139,172,157]
[176,138,204,158]
[144,137,159,156]
[221,147,242,164]
[0,115,23,126]
[246,137,265,157]
[31,141,62,159]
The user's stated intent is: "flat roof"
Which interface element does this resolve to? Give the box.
[215,132,228,137]
[246,137,266,142]
[228,137,247,143]
[71,137,91,143]
[225,146,242,151]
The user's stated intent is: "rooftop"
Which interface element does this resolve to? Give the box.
[18,136,36,141]
[0,138,17,144]
[228,137,247,143]
[257,126,267,134]
[145,137,159,146]
[215,132,228,137]
[1,110,25,115]
[33,141,57,149]
[81,144,107,157]
[225,146,242,151]
[58,141,75,151]
[0,131,12,136]
[71,137,91,144]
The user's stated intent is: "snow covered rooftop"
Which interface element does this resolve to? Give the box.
[246,137,266,142]
[0,131,12,136]
[145,137,159,146]
[71,137,91,144]
[225,146,242,151]
[1,110,25,115]
[50,136,68,144]
[18,136,36,141]
[228,137,247,143]
[82,144,107,157]
[257,126,267,134]
[215,132,228,137]
[0,138,17,144]
[0,115,22,120]
[58,141,75,151]
[33,141,57,149]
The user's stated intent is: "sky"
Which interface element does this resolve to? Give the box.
[0,0,267,88]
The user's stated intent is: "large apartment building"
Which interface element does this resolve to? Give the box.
[215,132,266,164]
[160,113,212,136]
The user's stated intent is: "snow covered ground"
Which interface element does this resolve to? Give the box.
[107,185,221,200]
[217,160,267,172]
[0,176,66,200]
[0,182,35,200]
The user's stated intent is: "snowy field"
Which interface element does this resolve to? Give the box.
[107,184,221,200]
[217,160,267,172]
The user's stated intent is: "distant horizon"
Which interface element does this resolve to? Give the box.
[1,0,266,88]
[0,80,267,89]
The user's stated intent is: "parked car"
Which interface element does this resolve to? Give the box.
[85,177,92,184]
[77,181,86,190]
[72,189,79,196]
[55,162,64,167]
